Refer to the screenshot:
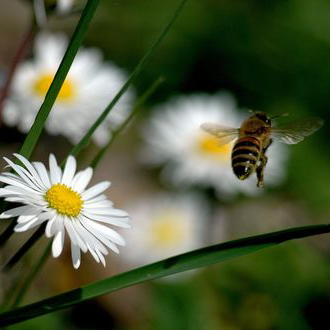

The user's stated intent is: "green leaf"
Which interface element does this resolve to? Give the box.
[18,0,100,159]
[0,223,329,326]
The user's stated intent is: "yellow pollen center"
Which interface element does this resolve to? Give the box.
[150,213,185,247]
[197,134,232,161]
[45,183,83,217]
[33,73,76,101]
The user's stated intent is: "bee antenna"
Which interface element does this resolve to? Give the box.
[271,113,289,119]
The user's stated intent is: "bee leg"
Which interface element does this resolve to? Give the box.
[256,153,267,188]
[256,139,272,188]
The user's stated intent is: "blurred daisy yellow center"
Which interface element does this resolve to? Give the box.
[33,73,76,101]
[198,134,231,159]
[45,183,83,217]
[151,213,185,247]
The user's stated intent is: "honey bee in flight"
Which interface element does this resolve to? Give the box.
[201,112,324,187]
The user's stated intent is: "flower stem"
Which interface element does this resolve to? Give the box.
[0,22,37,124]
[90,76,165,168]
[1,224,46,273]
[11,241,52,309]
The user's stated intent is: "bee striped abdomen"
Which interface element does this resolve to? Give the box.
[231,137,260,180]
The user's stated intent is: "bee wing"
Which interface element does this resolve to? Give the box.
[271,117,324,144]
[200,122,239,145]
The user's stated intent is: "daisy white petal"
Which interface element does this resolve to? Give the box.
[61,155,76,186]
[95,248,106,266]
[81,218,125,246]
[84,207,129,218]
[17,214,38,224]
[32,162,51,188]
[81,182,111,200]
[14,216,47,232]
[71,167,93,193]
[0,153,130,268]
[86,243,100,263]
[71,243,81,269]
[83,213,131,228]
[13,153,47,189]
[49,154,62,184]
[74,218,109,254]
[3,157,41,191]
[0,176,41,194]
[52,228,65,257]
[83,200,114,209]
[45,214,58,237]
[0,205,40,219]
[84,194,109,205]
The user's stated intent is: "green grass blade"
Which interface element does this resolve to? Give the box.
[1,223,329,326]
[69,0,187,158]
[90,76,165,168]
[18,0,100,159]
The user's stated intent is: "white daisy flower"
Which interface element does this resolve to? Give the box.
[122,193,208,267]
[3,32,134,146]
[0,153,130,269]
[141,93,288,198]
[55,0,74,14]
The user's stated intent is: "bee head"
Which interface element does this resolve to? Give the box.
[254,112,271,126]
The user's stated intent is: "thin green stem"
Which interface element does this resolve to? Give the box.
[1,224,46,272]
[69,0,188,158]
[18,0,100,160]
[0,22,37,123]
[0,219,15,247]
[90,76,165,168]
[0,223,329,326]
[11,242,52,309]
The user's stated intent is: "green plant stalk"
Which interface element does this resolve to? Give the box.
[90,76,165,168]
[11,242,52,310]
[18,0,100,160]
[1,223,329,326]
[69,0,187,158]
[2,224,46,272]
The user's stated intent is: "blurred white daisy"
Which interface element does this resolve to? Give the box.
[141,93,288,198]
[122,193,208,267]
[0,153,130,269]
[55,0,74,14]
[3,32,133,146]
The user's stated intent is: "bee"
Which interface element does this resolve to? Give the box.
[201,112,324,187]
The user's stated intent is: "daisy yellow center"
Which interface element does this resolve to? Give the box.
[45,183,83,217]
[33,73,76,101]
[150,213,185,247]
[197,134,232,160]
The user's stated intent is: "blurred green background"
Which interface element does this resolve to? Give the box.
[1,0,330,329]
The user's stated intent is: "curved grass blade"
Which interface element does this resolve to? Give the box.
[90,76,165,168]
[0,223,329,326]
[18,0,100,159]
[69,0,187,158]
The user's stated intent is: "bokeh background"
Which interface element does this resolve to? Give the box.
[1,0,330,329]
